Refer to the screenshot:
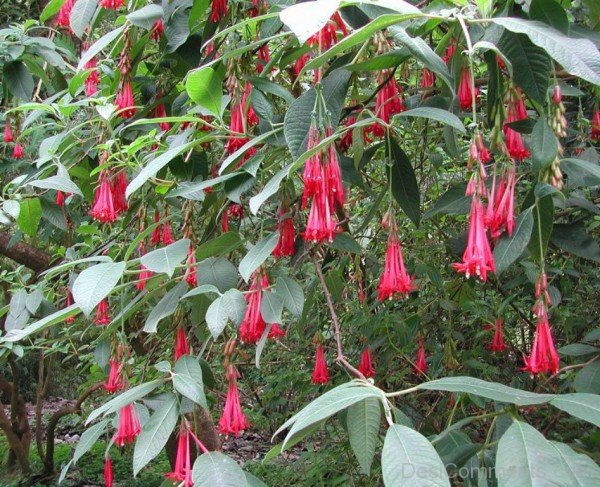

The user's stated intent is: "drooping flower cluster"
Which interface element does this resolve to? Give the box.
[458,68,479,111]
[95,299,111,325]
[136,245,153,291]
[420,67,435,88]
[302,124,345,243]
[218,364,250,436]
[99,0,124,9]
[151,209,175,246]
[358,347,375,378]
[82,42,100,96]
[174,327,190,361]
[165,423,193,487]
[239,271,285,343]
[370,70,405,137]
[221,203,243,232]
[503,87,530,160]
[211,0,228,22]
[522,273,560,376]
[414,339,428,374]
[104,359,124,393]
[272,206,296,258]
[377,218,416,301]
[90,171,129,223]
[489,318,507,352]
[113,403,141,446]
[225,83,258,154]
[56,0,74,30]
[485,164,516,240]
[312,344,330,384]
[150,20,164,41]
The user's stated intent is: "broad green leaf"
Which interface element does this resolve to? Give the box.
[94,339,111,369]
[186,67,224,118]
[529,0,569,34]
[4,61,34,101]
[551,224,600,263]
[221,288,247,326]
[560,158,600,187]
[144,281,188,333]
[550,394,600,427]
[133,394,178,476]
[196,233,242,260]
[17,198,42,237]
[70,0,98,39]
[417,376,555,406]
[329,232,362,254]
[496,420,566,487]
[40,0,65,22]
[141,239,190,278]
[72,262,126,317]
[173,356,207,408]
[180,284,221,301]
[528,195,554,263]
[192,452,249,487]
[382,424,450,487]
[196,257,238,293]
[245,472,267,487]
[423,183,470,219]
[239,233,278,282]
[275,277,304,318]
[557,344,599,357]
[387,137,420,227]
[77,26,125,70]
[86,380,163,424]
[28,174,82,197]
[396,107,465,133]
[530,117,559,171]
[205,296,229,339]
[73,420,110,464]
[494,206,534,275]
[434,430,480,470]
[347,397,381,475]
[1,304,79,343]
[260,292,283,324]
[573,362,600,394]
[548,441,600,486]
[249,163,292,215]
[127,4,163,30]
[279,0,341,44]
[492,18,600,86]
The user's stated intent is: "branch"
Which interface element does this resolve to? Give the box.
[0,231,52,272]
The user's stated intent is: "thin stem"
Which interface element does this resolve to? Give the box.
[457,14,478,126]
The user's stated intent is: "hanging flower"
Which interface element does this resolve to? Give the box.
[151,209,162,244]
[3,122,13,143]
[115,80,136,118]
[292,53,311,78]
[154,103,170,132]
[414,340,428,374]
[104,455,113,487]
[111,172,128,215]
[225,83,258,154]
[222,203,243,232]
[257,44,270,73]
[591,109,600,140]
[150,20,164,41]
[174,327,190,361]
[485,165,516,240]
[268,323,286,339]
[113,403,141,446]
[165,423,193,487]
[65,290,75,324]
[95,299,111,325]
[136,252,153,291]
[90,173,117,223]
[452,197,495,281]
[503,87,530,160]
[458,68,479,111]
[420,67,435,88]
[442,41,455,64]
[56,191,65,207]
[358,347,375,378]
[184,246,197,287]
[218,365,250,436]
[56,0,74,30]
[311,345,330,384]
[239,272,270,343]
[82,43,100,96]
[377,226,416,301]
[162,221,174,245]
[272,207,296,258]
[99,0,124,9]
[489,318,507,352]
[103,359,124,393]
[210,0,228,22]
[12,143,24,159]
[369,71,405,137]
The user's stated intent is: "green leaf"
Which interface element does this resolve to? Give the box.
[417,376,555,406]
[529,0,569,34]
[192,452,249,487]
[435,430,480,470]
[127,4,163,30]
[144,281,188,333]
[275,277,304,318]
[196,233,242,260]
[382,424,450,487]
[548,441,600,486]
[424,183,470,219]
[497,31,551,104]
[239,233,278,282]
[550,393,600,427]
[70,0,98,39]
[244,472,267,487]
[551,224,600,263]
[78,26,125,70]
[558,344,599,357]
[396,107,465,133]
[17,198,42,237]
[86,380,163,425]
[205,296,229,339]
[72,262,126,317]
[2,304,79,343]
[40,0,66,22]
[221,288,247,326]
[73,420,109,464]
[492,18,600,86]
[387,137,420,227]
[173,356,207,408]
[528,195,554,263]
[94,339,111,369]
[496,420,567,487]
[180,284,221,301]
[284,69,351,160]
[560,158,600,187]
[196,257,238,293]
[530,117,559,171]
[28,174,82,197]
[260,292,283,324]
[141,239,190,278]
[573,362,600,394]
[494,206,534,275]
[249,163,292,215]
[133,394,178,476]
[279,0,341,44]
[347,397,381,475]
[4,61,34,101]
[186,67,224,118]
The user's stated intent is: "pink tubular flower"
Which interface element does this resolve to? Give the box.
[3,122,13,143]
[56,0,73,29]
[458,68,479,111]
[257,44,270,73]
[489,318,507,352]
[485,165,516,240]
[165,423,193,487]
[95,299,111,325]
[239,272,270,343]
[83,45,100,96]
[184,246,197,287]
[414,340,428,374]
[111,172,128,215]
[56,191,65,207]
[150,20,164,41]
[99,0,124,9]
[358,347,375,378]
[218,365,250,436]
[442,41,455,64]
[174,326,190,361]
[452,197,495,281]
[268,323,286,339]
[504,88,530,160]
[162,221,174,245]
[90,173,117,223]
[420,67,435,88]
[137,264,152,291]
[211,0,228,22]
[65,290,75,324]
[104,455,113,487]
[103,359,124,393]
[115,80,136,118]
[377,229,416,301]
[113,404,141,446]
[272,207,296,258]
[591,109,600,140]
[12,144,24,159]
[370,71,405,137]
[312,345,330,384]
[225,84,258,154]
